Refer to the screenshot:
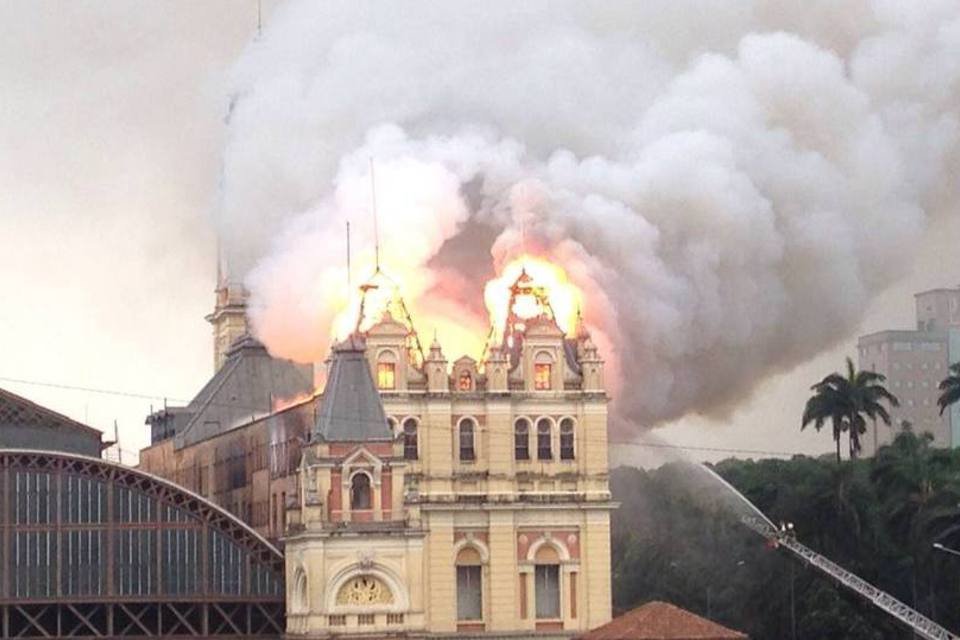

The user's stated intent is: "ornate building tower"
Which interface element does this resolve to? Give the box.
[206,278,250,372]
[285,273,614,639]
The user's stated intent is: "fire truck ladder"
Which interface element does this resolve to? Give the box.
[741,516,959,640]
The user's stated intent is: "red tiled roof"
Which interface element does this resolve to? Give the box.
[578,601,748,640]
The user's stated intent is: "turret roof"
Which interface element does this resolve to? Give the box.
[313,337,392,442]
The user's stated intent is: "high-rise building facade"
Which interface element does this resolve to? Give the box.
[858,287,960,451]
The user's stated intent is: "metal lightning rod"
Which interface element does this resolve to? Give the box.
[346,220,352,291]
[369,158,381,273]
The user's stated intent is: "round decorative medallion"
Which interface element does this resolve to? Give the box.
[336,575,394,606]
[567,534,577,545]
[519,534,528,544]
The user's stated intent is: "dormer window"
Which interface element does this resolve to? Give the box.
[534,364,551,390]
[533,351,553,390]
[377,352,397,390]
[458,371,473,391]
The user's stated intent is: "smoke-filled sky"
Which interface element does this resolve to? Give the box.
[1,0,957,463]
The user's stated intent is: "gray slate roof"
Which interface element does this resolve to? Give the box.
[173,334,314,449]
[0,387,104,457]
[314,337,392,442]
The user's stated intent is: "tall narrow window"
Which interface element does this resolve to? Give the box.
[534,363,552,390]
[560,418,575,460]
[350,473,371,510]
[459,418,476,461]
[535,564,560,619]
[403,418,419,460]
[537,419,552,460]
[515,419,531,461]
[456,547,483,621]
[377,362,396,390]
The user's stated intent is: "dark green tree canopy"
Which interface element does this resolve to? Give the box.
[937,362,960,416]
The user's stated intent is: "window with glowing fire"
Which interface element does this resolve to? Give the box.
[534,364,552,390]
[377,362,396,390]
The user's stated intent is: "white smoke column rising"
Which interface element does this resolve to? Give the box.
[223,0,959,432]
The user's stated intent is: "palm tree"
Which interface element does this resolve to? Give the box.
[802,380,849,463]
[802,358,900,462]
[938,362,960,416]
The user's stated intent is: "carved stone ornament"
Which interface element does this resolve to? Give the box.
[357,549,375,569]
[335,575,394,606]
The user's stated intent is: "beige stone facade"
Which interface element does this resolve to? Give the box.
[858,287,960,452]
[285,312,615,638]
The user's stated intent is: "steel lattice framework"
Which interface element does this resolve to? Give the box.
[742,516,959,640]
[0,449,285,639]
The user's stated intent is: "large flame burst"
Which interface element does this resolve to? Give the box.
[330,269,408,341]
[327,255,583,362]
[484,255,583,345]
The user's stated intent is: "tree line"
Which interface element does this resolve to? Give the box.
[609,359,960,639]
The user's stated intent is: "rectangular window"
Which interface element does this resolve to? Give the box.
[534,364,552,390]
[377,362,396,389]
[459,422,476,461]
[535,565,560,619]
[515,431,530,460]
[457,565,483,620]
[537,425,552,461]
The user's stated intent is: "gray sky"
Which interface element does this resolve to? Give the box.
[1,1,956,464]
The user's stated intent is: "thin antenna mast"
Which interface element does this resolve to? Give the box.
[369,158,381,273]
[257,0,263,36]
[346,221,352,291]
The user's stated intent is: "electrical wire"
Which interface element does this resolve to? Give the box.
[0,373,814,460]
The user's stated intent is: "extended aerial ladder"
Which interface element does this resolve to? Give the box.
[742,515,959,640]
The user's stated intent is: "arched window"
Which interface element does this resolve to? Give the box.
[459,418,476,461]
[514,418,531,461]
[350,473,371,510]
[456,547,483,621]
[377,351,396,390]
[534,351,553,390]
[560,418,575,460]
[403,418,418,461]
[534,545,561,619]
[458,370,473,391]
[537,418,552,460]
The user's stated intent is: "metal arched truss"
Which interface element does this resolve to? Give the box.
[0,449,285,639]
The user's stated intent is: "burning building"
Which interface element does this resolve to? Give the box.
[139,258,614,638]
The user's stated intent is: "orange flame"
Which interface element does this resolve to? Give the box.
[330,269,407,341]
[324,255,582,364]
[484,255,583,344]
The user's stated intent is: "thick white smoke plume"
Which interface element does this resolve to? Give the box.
[220,0,959,431]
